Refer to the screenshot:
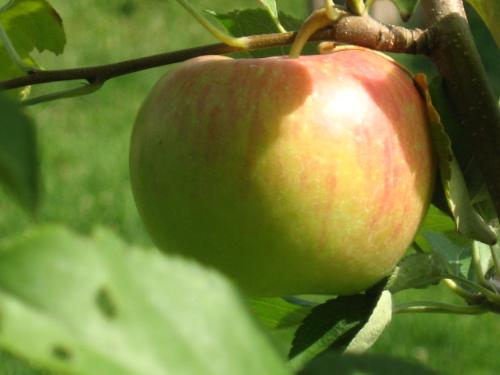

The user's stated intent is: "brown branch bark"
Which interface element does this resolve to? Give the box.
[421,0,500,221]
[0,11,427,91]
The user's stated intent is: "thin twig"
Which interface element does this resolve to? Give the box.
[0,13,427,92]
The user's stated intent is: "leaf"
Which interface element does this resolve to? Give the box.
[257,0,278,19]
[0,94,39,212]
[248,297,311,359]
[424,232,472,278]
[256,0,285,32]
[0,225,289,375]
[248,297,310,330]
[298,352,439,375]
[414,74,496,245]
[344,291,392,354]
[288,284,385,371]
[387,252,449,293]
[466,0,500,47]
[386,0,419,21]
[0,0,66,81]
[207,8,310,58]
[419,204,455,233]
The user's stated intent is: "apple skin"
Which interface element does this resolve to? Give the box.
[130,47,435,297]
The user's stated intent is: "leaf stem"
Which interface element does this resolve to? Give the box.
[0,23,39,73]
[175,0,250,48]
[393,301,487,315]
[324,0,340,20]
[442,278,484,303]
[21,81,103,106]
[258,0,286,33]
[448,275,500,306]
[346,0,366,15]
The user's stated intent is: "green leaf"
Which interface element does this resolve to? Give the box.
[298,352,439,375]
[248,297,310,330]
[257,0,278,18]
[466,0,500,47]
[419,204,455,233]
[415,74,497,245]
[208,8,310,58]
[0,94,39,212]
[387,252,449,293]
[0,225,289,375]
[288,284,385,371]
[424,232,472,278]
[0,0,66,81]
[0,350,48,375]
[344,291,392,354]
[386,0,419,21]
[248,297,311,359]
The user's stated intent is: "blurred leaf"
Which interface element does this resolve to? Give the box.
[344,291,392,354]
[415,74,496,245]
[386,0,419,21]
[0,0,66,82]
[298,351,439,375]
[0,225,289,375]
[289,284,385,371]
[387,252,449,293]
[0,350,48,375]
[466,0,500,47]
[0,94,39,212]
[207,8,313,58]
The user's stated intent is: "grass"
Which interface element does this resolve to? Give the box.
[0,1,499,374]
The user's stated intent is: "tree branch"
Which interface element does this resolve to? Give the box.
[0,12,427,91]
[421,0,500,221]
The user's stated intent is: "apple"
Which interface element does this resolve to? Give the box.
[129,47,435,297]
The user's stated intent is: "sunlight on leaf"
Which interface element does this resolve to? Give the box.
[0,225,289,375]
[0,0,66,81]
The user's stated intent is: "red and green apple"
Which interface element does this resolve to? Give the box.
[129,47,435,297]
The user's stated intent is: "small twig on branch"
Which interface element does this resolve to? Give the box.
[0,12,427,92]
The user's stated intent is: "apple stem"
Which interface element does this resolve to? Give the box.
[175,0,250,49]
[0,23,40,73]
[289,8,333,58]
[393,301,487,315]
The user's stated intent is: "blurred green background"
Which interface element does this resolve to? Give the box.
[0,1,499,374]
